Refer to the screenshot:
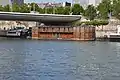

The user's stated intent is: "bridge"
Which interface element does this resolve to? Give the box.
[0,12,81,23]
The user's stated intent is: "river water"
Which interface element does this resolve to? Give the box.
[0,39,120,80]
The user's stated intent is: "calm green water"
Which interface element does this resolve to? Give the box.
[0,39,120,80]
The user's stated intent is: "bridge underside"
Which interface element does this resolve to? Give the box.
[0,12,81,25]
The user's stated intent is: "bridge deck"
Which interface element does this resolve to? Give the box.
[0,12,81,23]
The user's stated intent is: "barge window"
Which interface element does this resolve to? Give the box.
[68,28,69,31]
[43,27,45,31]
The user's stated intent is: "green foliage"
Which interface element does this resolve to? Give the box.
[30,3,35,11]
[12,3,20,12]
[3,5,10,12]
[73,20,109,26]
[55,7,64,14]
[72,4,84,15]
[20,4,30,13]
[97,0,111,19]
[63,6,70,15]
[39,7,44,14]
[35,4,41,12]
[84,5,97,20]
[29,3,40,12]
[46,7,53,14]
[0,5,3,11]
[112,0,120,19]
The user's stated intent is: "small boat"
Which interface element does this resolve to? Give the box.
[107,25,120,41]
[6,30,21,37]
[6,27,31,38]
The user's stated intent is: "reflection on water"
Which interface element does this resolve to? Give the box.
[0,39,120,80]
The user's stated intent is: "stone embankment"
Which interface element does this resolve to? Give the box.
[0,18,119,41]
[96,25,117,38]
[96,18,120,40]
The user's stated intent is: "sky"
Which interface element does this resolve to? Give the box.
[24,0,71,3]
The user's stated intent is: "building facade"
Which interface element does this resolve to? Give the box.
[95,0,102,6]
[37,2,71,9]
[0,0,24,6]
[0,0,10,6]
[72,0,101,8]
[79,0,89,8]
[11,0,24,5]
[37,2,63,9]
[89,0,102,6]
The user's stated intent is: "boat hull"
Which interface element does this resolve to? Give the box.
[108,35,120,42]
[6,29,31,39]
[109,38,120,42]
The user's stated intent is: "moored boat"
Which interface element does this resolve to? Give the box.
[107,25,120,41]
[6,27,31,38]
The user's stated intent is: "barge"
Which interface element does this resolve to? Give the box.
[32,25,96,41]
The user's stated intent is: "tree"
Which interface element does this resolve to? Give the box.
[30,3,39,12]
[63,6,70,15]
[112,0,120,19]
[55,7,64,14]
[46,7,53,14]
[3,5,10,12]
[84,5,97,20]
[35,3,40,12]
[72,4,84,15]
[97,0,112,19]
[30,3,35,11]
[0,5,3,11]
[20,3,30,13]
[39,7,44,14]
[12,3,20,12]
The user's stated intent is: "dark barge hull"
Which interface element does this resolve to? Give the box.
[108,35,120,42]
[109,38,120,42]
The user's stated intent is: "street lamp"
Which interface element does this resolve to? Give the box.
[53,0,55,14]
[70,0,73,15]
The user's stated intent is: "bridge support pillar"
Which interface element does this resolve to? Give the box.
[35,21,41,27]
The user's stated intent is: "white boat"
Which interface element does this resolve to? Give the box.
[6,27,30,38]
[6,30,21,37]
[107,25,120,41]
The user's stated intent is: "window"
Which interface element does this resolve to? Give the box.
[43,27,45,31]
